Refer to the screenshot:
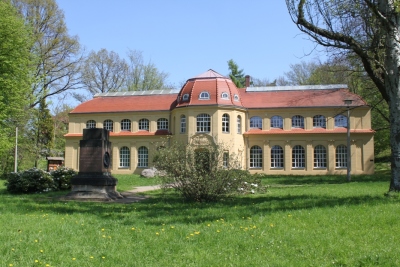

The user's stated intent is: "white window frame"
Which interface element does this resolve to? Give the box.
[182,94,189,101]
[221,92,229,99]
[197,113,211,133]
[335,115,348,128]
[271,116,283,129]
[336,145,347,168]
[250,116,262,129]
[292,145,305,168]
[199,91,210,100]
[103,119,113,132]
[121,119,131,131]
[138,146,148,168]
[119,146,130,168]
[139,118,149,131]
[157,118,168,130]
[250,146,263,168]
[292,115,304,128]
[180,115,186,133]
[86,120,96,129]
[314,145,327,168]
[222,114,230,133]
[223,152,229,168]
[234,94,239,101]
[313,115,326,128]
[237,115,242,134]
[271,145,284,168]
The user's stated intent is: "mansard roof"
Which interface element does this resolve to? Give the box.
[69,70,368,114]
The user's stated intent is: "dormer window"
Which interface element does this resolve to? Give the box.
[182,93,189,101]
[221,92,229,99]
[199,91,210,100]
[234,94,239,101]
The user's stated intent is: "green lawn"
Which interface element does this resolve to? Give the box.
[1,169,399,267]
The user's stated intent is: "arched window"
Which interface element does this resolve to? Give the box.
[222,114,230,133]
[103,120,113,132]
[237,115,242,134]
[271,116,283,129]
[250,116,262,129]
[138,118,149,131]
[138,146,148,168]
[182,94,189,101]
[199,91,210,100]
[121,119,131,131]
[336,145,347,168]
[292,115,304,128]
[197,114,211,132]
[157,118,168,130]
[180,115,186,133]
[234,94,239,101]
[250,146,262,168]
[292,145,305,168]
[221,92,229,99]
[271,145,284,168]
[119,146,130,167]
[313,115,326,128]
[314,145,327,168]
[335,115,348,127]
[86,120,96,129]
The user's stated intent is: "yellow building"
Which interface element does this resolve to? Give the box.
[65,70,374,175]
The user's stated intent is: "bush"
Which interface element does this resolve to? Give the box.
[51,166,77,190]
[4,166,77,194]
[154,139,267,202]
[5,168,55,193]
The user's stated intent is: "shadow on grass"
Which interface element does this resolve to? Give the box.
[1,183,395,226]
[263,169,390,186]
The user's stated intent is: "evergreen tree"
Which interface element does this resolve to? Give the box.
[227,59,246,88]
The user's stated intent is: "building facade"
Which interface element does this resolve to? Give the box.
[65,70,374,175]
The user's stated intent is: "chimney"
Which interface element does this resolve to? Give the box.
[245,75,250,87]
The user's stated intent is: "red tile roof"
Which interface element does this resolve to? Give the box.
[65,130,171,137]
[70,94,177,114]
[243,128,374,135]
[239,88,366,108]
[69,70,368,114]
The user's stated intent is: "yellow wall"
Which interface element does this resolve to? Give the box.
[65,105,374,175]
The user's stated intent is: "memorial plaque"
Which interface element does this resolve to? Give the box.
[66,128,122,200]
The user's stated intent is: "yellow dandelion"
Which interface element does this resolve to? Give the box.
[270,223,274,227]
[9,264,13,266]
[40,249,44,253]
[101,228,105,231]
[46,264,50,266]
[207,224,211,227]
[170,226,175,229]
[102,235,106,238]
[35,260,39,263]
[156,232,160,235]
[217,230,220,233]
[102,256,106,259]
[72,258,76,261]
[90,256,94,259]
[11,248,14,251]
[161,228,165,231]
[131,227,135,230]
[190,233,194,236]
[194,231,200,235]
[34,239,38,243]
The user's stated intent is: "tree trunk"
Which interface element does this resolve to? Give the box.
[384,1,400,191]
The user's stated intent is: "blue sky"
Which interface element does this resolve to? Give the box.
[57,0,323,88]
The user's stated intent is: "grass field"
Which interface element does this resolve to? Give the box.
[1,166,399,267]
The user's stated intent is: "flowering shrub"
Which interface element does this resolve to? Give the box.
[51,166,77,190]
[5,168,55,193]
[154,140,267,202]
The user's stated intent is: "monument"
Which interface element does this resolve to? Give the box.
[65,128,123,201]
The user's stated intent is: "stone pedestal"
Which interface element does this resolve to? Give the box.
[65,128,123,201]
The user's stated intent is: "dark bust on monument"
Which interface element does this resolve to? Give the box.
[66,128,122,200]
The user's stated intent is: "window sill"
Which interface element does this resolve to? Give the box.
[313,167,327,170]
[118,167,130,169]
[270,167,284,170]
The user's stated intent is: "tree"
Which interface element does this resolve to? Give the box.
[81,49,129,96]
[52,103,72,157]
[286,0,400,191]
[227,59,246,88]
[0,1,34,175]
[12,0,83,108]
[34,98,54,166]
[125,50,171,91]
